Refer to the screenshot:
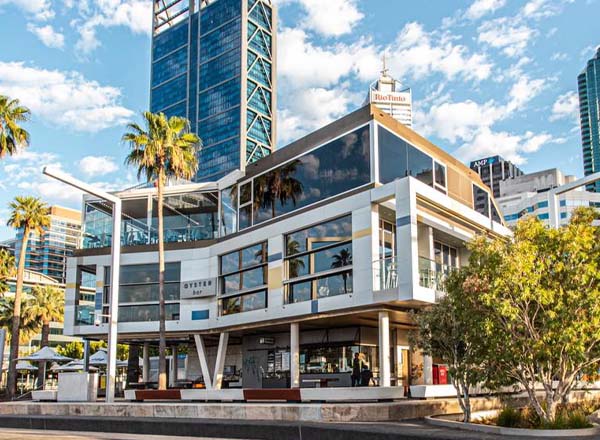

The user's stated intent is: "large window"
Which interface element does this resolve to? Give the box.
[285,216,353,304]
[219,242,268,315]
[103,263,181,323]
[378,126,433,186]
[242,125,370,229]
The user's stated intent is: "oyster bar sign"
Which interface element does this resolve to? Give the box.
[181,278,217,299]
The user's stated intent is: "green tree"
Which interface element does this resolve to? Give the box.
[0,249,16,294]
[57,341,83,360]
[411,269,491,422]
[25,285,64,387]
[6,196,50,398]
[0,95,30,159]
[0,295,41,344]
[123,112,199,390]
[462,208,600,423]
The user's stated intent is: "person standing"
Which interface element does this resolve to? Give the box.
[351,352,362,387]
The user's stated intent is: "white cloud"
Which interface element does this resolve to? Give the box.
[278,87,361,145]
[68,0,152,55]
[478,17,537,57]
[550,91,579,122]
[551,52,568,61]
[27,24,65,49]
[0,0,53,21]
[465,0,506,20]
[389,22,493,82]
[78,156,119,177]
[0,61,134,132]
[291,0,364,37]
[507,76,547,112]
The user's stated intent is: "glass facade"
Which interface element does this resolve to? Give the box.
[150,0,276,182]
[240,125,370,229]
[285,215,353,304]
[578,48,600,192]
[104,263,181,323]
[219,242,268,315]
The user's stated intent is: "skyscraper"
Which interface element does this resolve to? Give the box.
[578,47,600,193]
[366,60,412,127]
[151,0,276,182]
[13,206,81,284]
[469,155,524,199]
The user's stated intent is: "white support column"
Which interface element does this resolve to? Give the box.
[378,311,391,387]
[213,332,229,390]
[290,323,300,388]
[142,343,150,383]
[193,334,213,390]
[423,355,433,385]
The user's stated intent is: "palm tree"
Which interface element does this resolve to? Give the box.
[123,111,200,390]
[0,249,16,294]
[0,95,31,158]
[0,296,41,344]
[331,248,352,294]
[254,160,303,220]
[25,285,64,387]
[6,196,50,398]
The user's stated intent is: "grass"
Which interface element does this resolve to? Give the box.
[494,403,597,430]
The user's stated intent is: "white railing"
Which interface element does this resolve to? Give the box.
[373,256,398,291]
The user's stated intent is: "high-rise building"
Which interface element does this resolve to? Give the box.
[578,47,600,193]
[13,206,81,284]
[495,168,600,227]
[469,155,524,199]
[366,61,412,127]
[150,0,277,182]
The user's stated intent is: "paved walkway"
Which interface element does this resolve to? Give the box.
[0,429,240,440]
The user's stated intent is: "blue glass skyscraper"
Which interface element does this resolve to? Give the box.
[578,47,600,192]
[150,0,276,182]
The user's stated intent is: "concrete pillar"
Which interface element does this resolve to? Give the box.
[423,355,433,385]
[142,343,150,383]
[213,332,229,390]
[290,323,300,388]
[193,335,213,390]
[378,311,391,387]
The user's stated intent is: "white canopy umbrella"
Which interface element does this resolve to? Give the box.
[17,346,72,389]
[17,346,72,363]
[89,349,127,368]
[16,361,38,372]
[50,361,99,373]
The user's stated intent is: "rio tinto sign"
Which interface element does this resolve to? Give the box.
[371,91,411,104]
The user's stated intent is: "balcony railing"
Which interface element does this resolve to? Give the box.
[373,256,398,291]
[418,257,456,297]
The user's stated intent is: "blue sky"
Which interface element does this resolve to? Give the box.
[0,0,598,240]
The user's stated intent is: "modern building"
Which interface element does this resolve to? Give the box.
[496,168,600,227]
[150,0,277,182]
[469,155,524,199]
[578,47,600,193]
[64,105,508,396]
[366,64,412,128]
[13,206,81,284]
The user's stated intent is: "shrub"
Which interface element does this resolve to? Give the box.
[497,406,522,428]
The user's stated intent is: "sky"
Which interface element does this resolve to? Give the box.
[0,0,598,240]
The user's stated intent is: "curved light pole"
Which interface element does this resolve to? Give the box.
[548,172,600,229]
[42,167,122,403]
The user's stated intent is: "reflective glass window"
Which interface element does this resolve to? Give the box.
[251,126,370,227]
[286,216,352,255]
[473,185,490,218]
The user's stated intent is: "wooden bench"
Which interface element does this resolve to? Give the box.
[243,388,301,402]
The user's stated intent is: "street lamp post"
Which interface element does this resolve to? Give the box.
[548,172,600,229]
[42,167,122,403]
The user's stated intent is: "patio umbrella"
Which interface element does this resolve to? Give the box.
[50,361,99,373]
[15,361,38,372]
[89,349,128,367]
[17,346,72,389]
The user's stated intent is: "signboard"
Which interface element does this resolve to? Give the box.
[371,90,411,105]
[470,156,499,168]
[181,278,217,299]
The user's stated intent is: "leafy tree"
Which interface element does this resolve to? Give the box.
[6,196,50,398]
[0,95,30,159]
[123,112,199,390]
[0,295,41,343]
[0,249,16,294]
[462,208,600,423]
[57,341,83,360]
[25,285,64,387]
[411,269,490,422]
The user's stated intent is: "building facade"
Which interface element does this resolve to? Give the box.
[14,206,81,284]
[578,47,600,193]
[64,105,508,394]
[366,67,412,128]
[150,0,277,182]
[469,155,524,199]
[496,168,600,227]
